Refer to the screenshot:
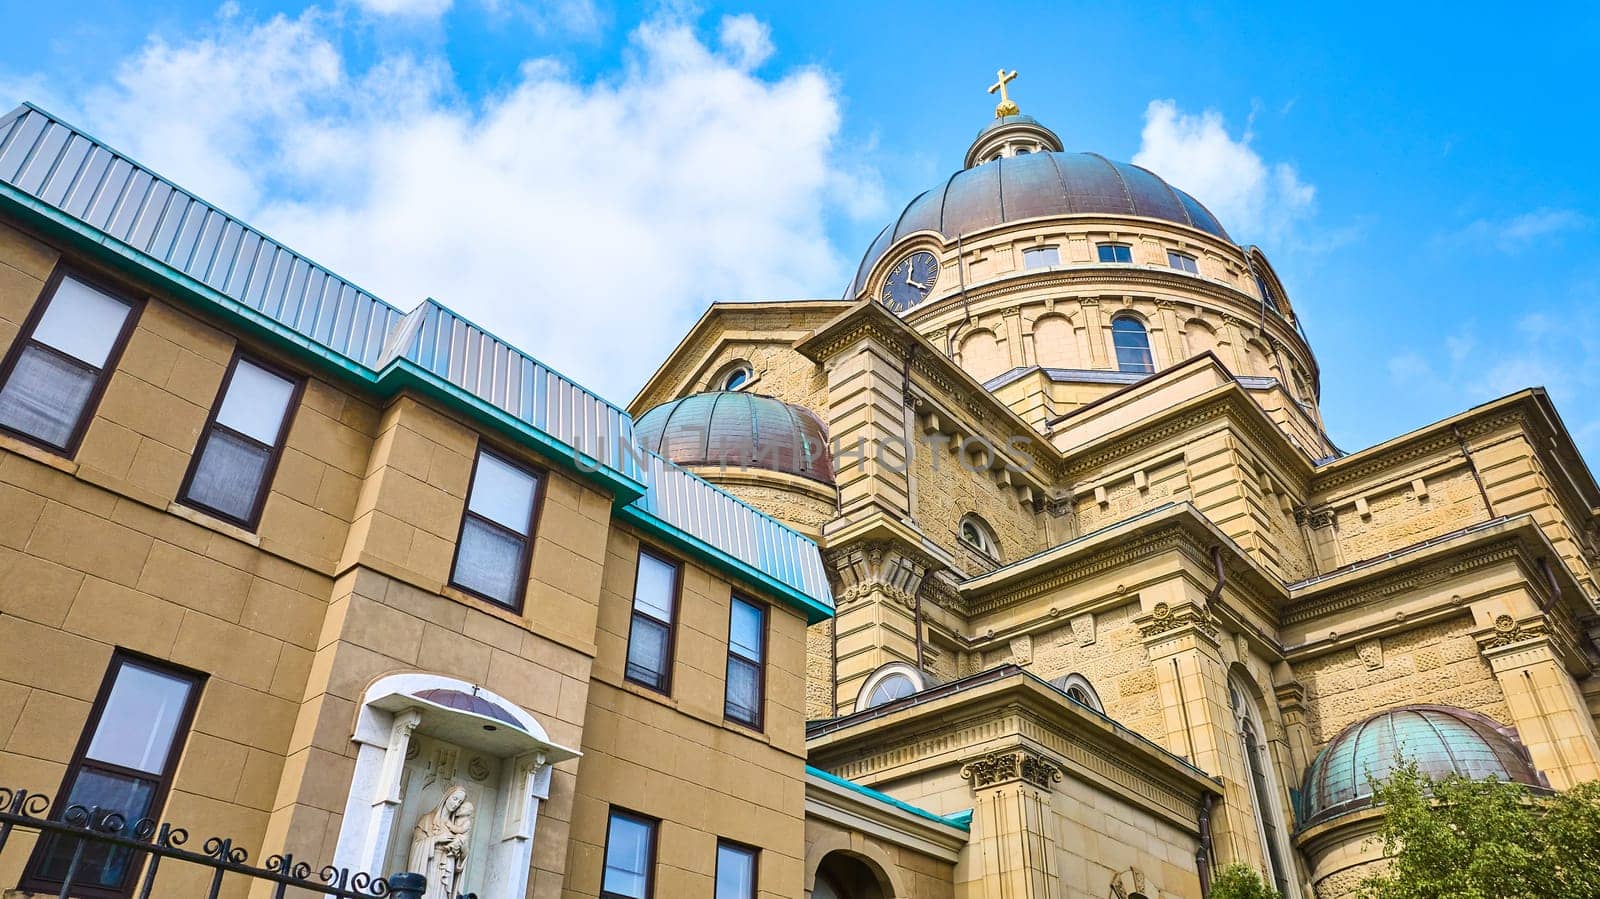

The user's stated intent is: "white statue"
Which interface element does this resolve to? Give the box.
[407,785,475,899]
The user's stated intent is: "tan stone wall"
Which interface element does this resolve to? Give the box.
[806,620,834,720]
[910,438,1043,571]
[690,340,830,413]
[1294,616,1509,747]
[1049,773,1203,899]
[1319,466,1490,569]
[566,525,811,899]
[1025,601,1165,740]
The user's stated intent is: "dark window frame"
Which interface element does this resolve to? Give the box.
[447,441,547,613]
[1111,315,1156,374]
[176,350,306,531]
[599,806,659,899]
[714,838,760,899]
[723,595,768,732]
[0,263,144,457]
[623,547,683,695]
[20,649,205,899]
[1095,242,1134,264]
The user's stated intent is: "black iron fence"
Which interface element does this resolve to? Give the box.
[0,787,458,899]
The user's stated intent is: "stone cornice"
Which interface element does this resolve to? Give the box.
[805,669,1219,831]
[804,771,968,861]
[1056,382,1315,489]
[958,503,1287,624]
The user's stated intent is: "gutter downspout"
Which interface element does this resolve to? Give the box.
[1196,792,1217,897]
[1454,424,1496,517]
[1207,545,1227,606]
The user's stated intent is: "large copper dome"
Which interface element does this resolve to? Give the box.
[1299,705,1546,827]
[846,150,1230,298]
[635,392,834,486]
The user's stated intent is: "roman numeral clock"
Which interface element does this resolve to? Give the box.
[880,251,939,313]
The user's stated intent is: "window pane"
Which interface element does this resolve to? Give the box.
[1112,319,1154,374]
[184,428,271,522]
[215,360,295,444]
[467,452,538,535]
[1023,247,1059,269]
[453,516,526,605]
[85,662,195,774]
[716,844,757,899]
[1097,244,1131,263]
[868,674,915,708]
[31,277,131,367]
[725,656,760,724]
[633,553,676,622]
[625,614,671,689]
[0,345,96,447]
[31,769,156,888]
[603,813,653,898]
[729,600,762,661]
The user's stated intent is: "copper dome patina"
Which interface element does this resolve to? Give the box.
[1299,705,1546,827]
[634,392,834,486]
[846,151,1230,298]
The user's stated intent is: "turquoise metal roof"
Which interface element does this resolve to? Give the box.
[1299,705,1545,827]
[0,102,833,619]
[806,766,971,831]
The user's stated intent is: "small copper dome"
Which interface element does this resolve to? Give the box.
[412,688,525,730]
[1299,705,1545,827]
[635,392,834,485]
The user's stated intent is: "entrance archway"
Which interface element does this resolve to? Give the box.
[812,851,889,899]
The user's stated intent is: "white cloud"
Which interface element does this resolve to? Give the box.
[1132,99,1315,243]
[1451,207,1591,253]
[353,0,453,18]
[22,7,877,402]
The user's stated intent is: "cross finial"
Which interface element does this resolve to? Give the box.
[988,68,1020,118]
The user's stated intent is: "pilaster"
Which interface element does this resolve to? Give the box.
[960,749,1065,899]
[1476,615,1600,786]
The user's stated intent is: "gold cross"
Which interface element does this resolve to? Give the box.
[988,68,1020,118]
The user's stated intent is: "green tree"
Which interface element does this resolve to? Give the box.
[1362,761,1600,899]
[1211,862,1280,899]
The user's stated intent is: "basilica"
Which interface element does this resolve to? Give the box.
[0,73,1596,899]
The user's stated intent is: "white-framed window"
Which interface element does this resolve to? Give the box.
[719,362,754,391]
[959,514,1002,560]
[1167,250,1200,274]
[1229,670,1299,898]
[1022,246,1061,269]
[1050,673,1104,713]
[856,662,925,712]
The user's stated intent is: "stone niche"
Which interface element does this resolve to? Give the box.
[329,673,579,899]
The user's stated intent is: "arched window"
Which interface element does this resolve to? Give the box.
[1111,317,1154,374]
[1229,671,1296,898]
[958,514,1001,560]
[856,663,924,712]
[1050,673,1104,713]
[718,362,754,391]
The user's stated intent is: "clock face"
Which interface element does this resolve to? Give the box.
[880,251,940,313]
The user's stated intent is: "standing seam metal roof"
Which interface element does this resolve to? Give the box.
[0,102,834,617]
[846,150,1231,298]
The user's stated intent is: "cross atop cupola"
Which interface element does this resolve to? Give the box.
[988,68,1020,118]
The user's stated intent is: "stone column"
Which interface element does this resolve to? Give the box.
[960,749,1066,899]
[1476,614,1600,786]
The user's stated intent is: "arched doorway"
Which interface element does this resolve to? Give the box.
[812,851,888,899]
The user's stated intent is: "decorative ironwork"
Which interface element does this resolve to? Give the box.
[959,750,1062,791]
[0,785,393,899]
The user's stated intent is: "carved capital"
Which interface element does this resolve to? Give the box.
[960,750,1063,791]
[1476,614,1548,651]
[1137,601,1219,641]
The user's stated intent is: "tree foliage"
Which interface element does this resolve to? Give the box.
[1362,761,1600,899]
[1211,862,1281,899]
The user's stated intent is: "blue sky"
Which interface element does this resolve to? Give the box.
[4,0,1598,468]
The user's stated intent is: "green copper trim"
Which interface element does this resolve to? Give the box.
[805,765,971,831]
